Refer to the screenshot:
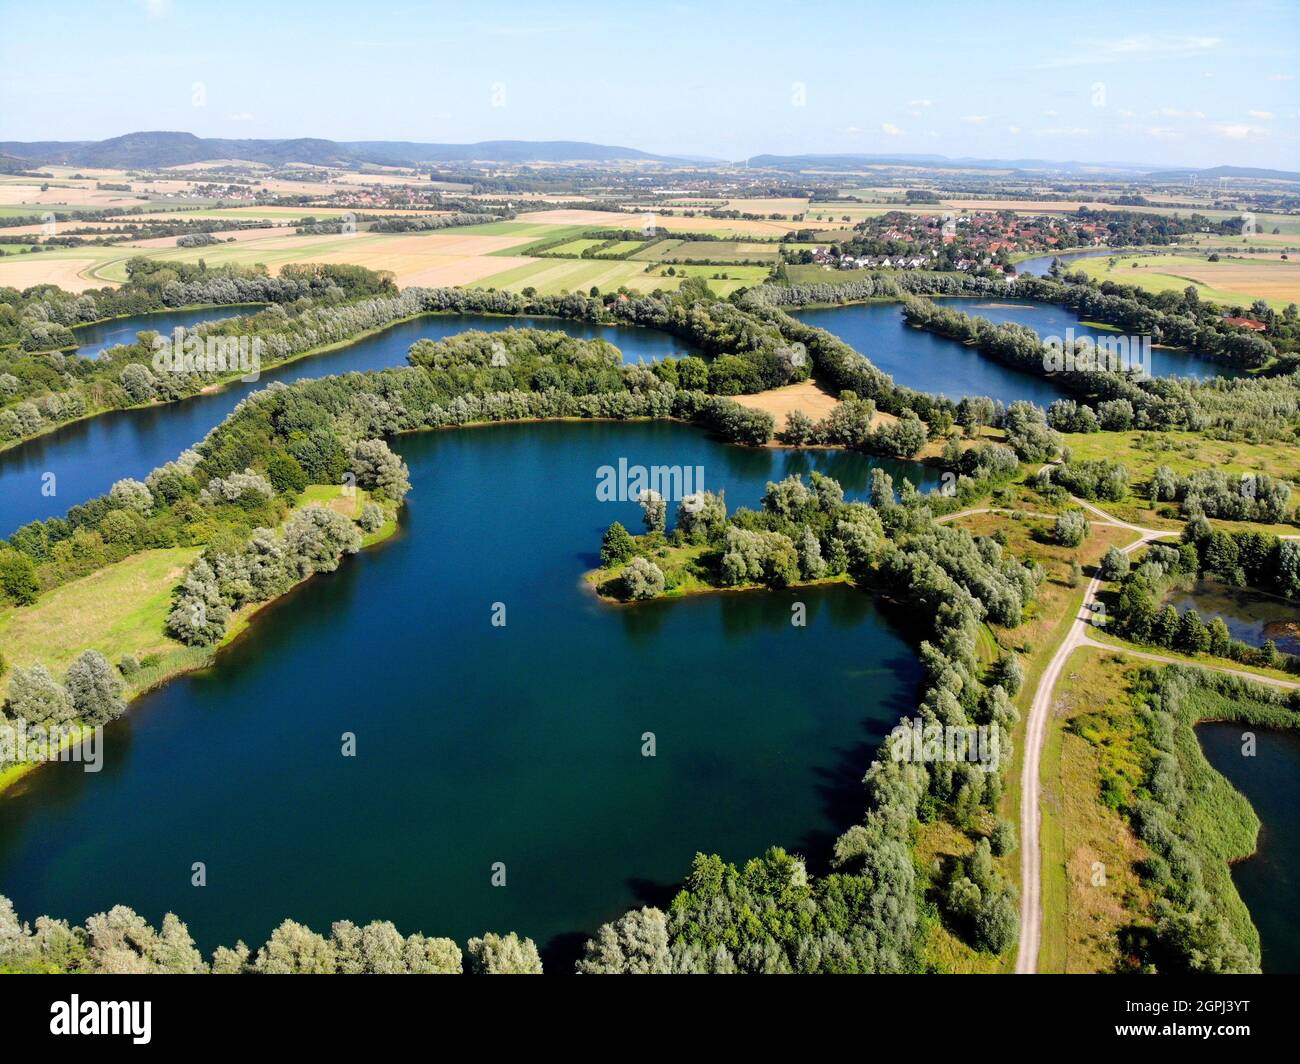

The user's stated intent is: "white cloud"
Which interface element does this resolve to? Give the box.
[1268,73,1296,81]
[1034,127,1092,137]
[1248,110,1275,120]
[1036,33,1220,69]
[880,122,904,137]
[1007,125,1021,135]
[226,112,255,122]
[1213,123,1270,140]
[1144,127,1183,140]
[909,99,933,108]
[961,115,988,124]
[1153,107,1205,119]
[137,0,172,16]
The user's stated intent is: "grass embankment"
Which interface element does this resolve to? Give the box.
[0,485,397,796]
[1037,648,1156,972]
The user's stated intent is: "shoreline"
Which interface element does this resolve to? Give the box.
[0,503,401,799]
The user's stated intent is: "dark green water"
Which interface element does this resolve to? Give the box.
[0,420,928,966]
[1196,722,1300,973]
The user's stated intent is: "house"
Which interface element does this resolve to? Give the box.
[1223,316,1267,332]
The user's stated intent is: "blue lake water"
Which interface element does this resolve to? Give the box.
[0,420,925,967]
[70,308,258,359]
[0,314,700,537]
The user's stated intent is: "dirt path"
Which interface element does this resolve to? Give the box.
[1015,504,1172,974]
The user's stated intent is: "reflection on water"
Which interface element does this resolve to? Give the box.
[1164,577,1300,655]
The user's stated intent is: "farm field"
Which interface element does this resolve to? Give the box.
[648,263,769,284]
[658,240,780,262]
[0,229,544,290]
[470,256,679,295]
[630,238,683,260]
[1070,252,1300,308]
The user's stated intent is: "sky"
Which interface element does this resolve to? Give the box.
[1,0,1297,168]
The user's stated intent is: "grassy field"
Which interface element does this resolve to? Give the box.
[472,256,680,296]
[1070,252,1300,309]
[1059,430,1300,537]
[1037,647,1156,973]
[547,238,607,256]
[658,240,780,263]
[630,238,683,261]
[0,546,200,699]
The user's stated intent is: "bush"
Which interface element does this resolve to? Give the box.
[65,650,126,726]
[1053,509,1089,547]
[621,557,665,600]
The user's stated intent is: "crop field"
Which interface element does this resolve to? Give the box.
[548,238,607,256]
[472,256,678,295]
[597,239,649,257]
[649,263,769,286]
[658,240,780,263]
[630,239,683,261]
[0,229,543,290]
[1070,252,1300,308]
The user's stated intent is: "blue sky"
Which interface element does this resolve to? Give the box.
[2,0,1296,167]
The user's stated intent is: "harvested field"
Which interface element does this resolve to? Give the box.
[732,379,840,431]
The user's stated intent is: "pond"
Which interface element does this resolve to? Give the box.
[1163,577,1300,656]
[0,420,925,968]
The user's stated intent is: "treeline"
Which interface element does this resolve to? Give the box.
[901,296,1300,444]
[2,257,397,351]
[367,212,512,233]
[1149,466,1293,524]
[1108,519,1300,671]
[583,472,1038,970]
[0,897,543,974]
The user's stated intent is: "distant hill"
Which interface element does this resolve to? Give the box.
[747,153,1300,182]
[744,153,1155,174]
[1144,164,1300,183]
[0,132,682,168]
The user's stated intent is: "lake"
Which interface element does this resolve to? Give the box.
[794,299,1236,409]
[70,307,259,359]
[1015,249,1121,277]
[1196,722,1300,973]
[0,314,700,537]
[0,420,926,968]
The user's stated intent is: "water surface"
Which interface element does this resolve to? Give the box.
[0,420,924,966]
[1163,578,1300,655]
[1,314,698,536]
[70,308,258,359]
[1196,722,1300,973]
